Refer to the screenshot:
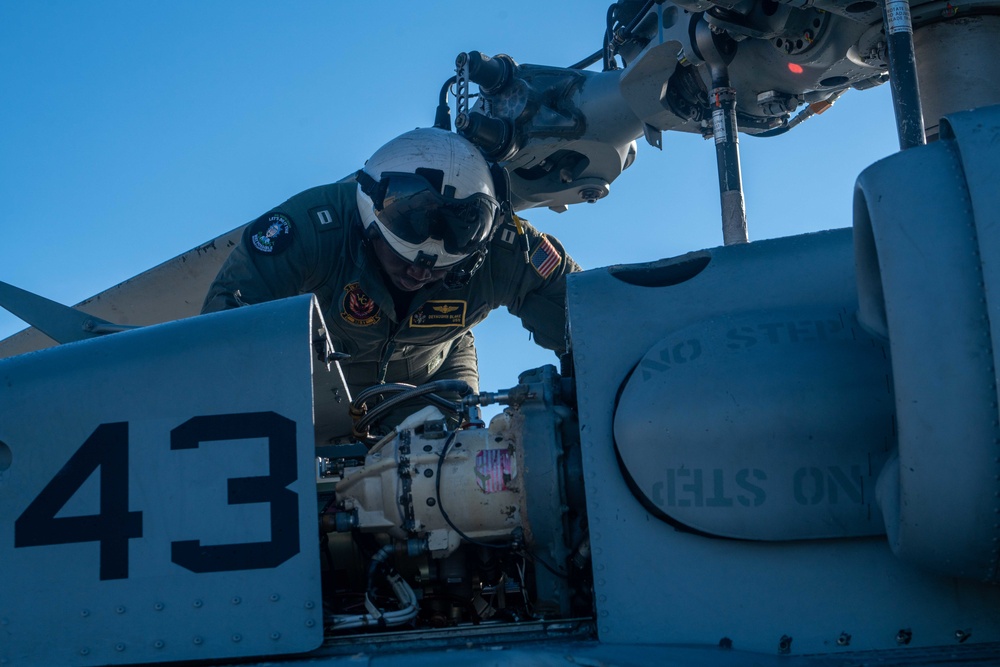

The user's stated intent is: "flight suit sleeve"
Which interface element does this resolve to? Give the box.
[202,208,322,313]
[493,218,581,356]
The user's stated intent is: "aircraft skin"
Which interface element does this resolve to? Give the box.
[3,1,1000,666]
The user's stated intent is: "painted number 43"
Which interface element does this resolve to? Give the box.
[13,411,300,580]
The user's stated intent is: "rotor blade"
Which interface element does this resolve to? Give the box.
[0,279,137,345]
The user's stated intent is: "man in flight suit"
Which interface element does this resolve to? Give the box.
[202,127,579,429]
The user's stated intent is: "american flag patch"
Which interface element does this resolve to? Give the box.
[530,235,561,279]
[475,449,517,494]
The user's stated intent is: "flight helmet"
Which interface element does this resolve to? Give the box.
[356,127,500,271]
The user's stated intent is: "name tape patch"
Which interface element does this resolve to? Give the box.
[410,300,467,328]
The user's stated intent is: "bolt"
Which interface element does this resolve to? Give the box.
[231,596,242,605]
[426,497,436,506]
[115,605,126,614]
[80,610,90,618]
[270,594,281,602]
[837,632,851,646]
[719,637,733,650]
[896,628,913,645]
[306,619,316,628]
[193,599,203,609]
[153,640,165,650]
[79,648,90,657]
[153,602,164,611]
[305,601,315,610]
[778,635,793,654]
[956,629,971,643]
[270,632,282,641]
[193,636,204,646]
[232,634,242,643]
[114,643,126,652]
[424,469,434,478]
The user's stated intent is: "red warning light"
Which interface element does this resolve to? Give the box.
[788,63,804,74]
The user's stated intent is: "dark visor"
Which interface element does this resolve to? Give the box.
[357,170,499,256]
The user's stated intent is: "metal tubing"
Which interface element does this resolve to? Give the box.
[710,76,749,245]
[882,0,926,149]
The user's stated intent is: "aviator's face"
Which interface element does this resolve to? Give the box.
[371,237,449,292]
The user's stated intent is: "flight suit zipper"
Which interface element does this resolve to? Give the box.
[376,322,400,384]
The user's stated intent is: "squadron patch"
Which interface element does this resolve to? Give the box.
[530,235,562,279]
[341,282,381,326]
[410,300,467,328]
[249,212,293,255]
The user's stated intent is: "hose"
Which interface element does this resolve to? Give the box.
[354,380,471,434]
[328,552,419,630]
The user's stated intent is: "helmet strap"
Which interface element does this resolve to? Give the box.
[489,161,513,224]
[443,248,488,289]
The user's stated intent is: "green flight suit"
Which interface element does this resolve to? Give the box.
[202,182,579,427]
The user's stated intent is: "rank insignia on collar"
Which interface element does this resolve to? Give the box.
[497,223,517,247]
[249,212,293,255]
[341,282,381,326]
[410,300,467,328]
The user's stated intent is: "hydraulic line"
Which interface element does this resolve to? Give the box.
[882,0,926,148]
[695,19,748,245]
[354,380,471,435]
[328,544,419,630]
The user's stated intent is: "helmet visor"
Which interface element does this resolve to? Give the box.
[360,170,499,257]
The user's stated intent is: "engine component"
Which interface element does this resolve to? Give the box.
[856,105,1000,582]
[333,420,530,555]
[319,365,588,629]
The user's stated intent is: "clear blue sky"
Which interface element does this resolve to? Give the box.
[0,1,899,403]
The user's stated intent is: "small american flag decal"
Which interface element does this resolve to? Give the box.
[530,235,561,279]
[475,449,517,493]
